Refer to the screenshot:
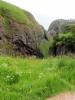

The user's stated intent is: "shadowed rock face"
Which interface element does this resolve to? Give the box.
[12,39,44,58]
[0,1,46,57]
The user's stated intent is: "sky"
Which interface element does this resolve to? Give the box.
[3,0,75,29]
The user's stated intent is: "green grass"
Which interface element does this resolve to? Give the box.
[0,0,39,28]
[0,56,75,100]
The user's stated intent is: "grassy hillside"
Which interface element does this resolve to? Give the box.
[0,0,40,28]
[1,0,33,24]
[0,56,75,100]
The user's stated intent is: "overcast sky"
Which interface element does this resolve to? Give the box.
[3,0,75,29]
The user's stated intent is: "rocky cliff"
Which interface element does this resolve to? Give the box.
[0,1,45,57]
[48,19,75,56]
[47,19,75,38]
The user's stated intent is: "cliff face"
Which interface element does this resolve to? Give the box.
[48,19,75,56]
[0,1,45,57]
[47,19,75,38]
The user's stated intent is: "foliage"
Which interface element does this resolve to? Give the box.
[47,32,75,56]
[56,33,75,52]
[40,31,75,57]
[39,37,54,57]
[63,24,75,34]
[3,17,10,33]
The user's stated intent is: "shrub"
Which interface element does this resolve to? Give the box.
[39,37,54,57]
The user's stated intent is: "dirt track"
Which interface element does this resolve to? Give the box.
[46,92,75,100]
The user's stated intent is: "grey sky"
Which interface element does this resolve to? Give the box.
[3,0,75,29]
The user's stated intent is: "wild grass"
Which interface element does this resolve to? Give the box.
[0,0,38,27]
[0,56,75,100]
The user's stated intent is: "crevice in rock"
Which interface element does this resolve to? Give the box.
[12,39,44,58]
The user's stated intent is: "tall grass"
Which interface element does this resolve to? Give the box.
[0,56,75,100]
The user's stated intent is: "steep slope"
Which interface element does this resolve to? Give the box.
[0,0,45,57]
[47,19,75,56]
[47,19,75,37]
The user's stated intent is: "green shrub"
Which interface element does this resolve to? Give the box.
[63,24,75,34]
[39,38,54,57]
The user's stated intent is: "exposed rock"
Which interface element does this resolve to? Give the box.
[47,19,75,38]
[48,19,75,56]
[12,39,44,58]
[0,1,45,57]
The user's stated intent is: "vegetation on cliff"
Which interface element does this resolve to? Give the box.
[0,0,45,57]
[40,19,75,57]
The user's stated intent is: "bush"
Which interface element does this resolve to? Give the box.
[39,38,54,57]
[52,32,75,55]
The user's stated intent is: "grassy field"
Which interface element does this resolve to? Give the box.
[0,56,75,100]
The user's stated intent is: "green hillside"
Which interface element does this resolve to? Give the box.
[0,0,39,27]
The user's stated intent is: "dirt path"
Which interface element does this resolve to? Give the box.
[46,92,75,100]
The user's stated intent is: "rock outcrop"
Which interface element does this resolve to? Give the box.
[47,19,75,38]
[48,19,75,56]
[0,1,45,57]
